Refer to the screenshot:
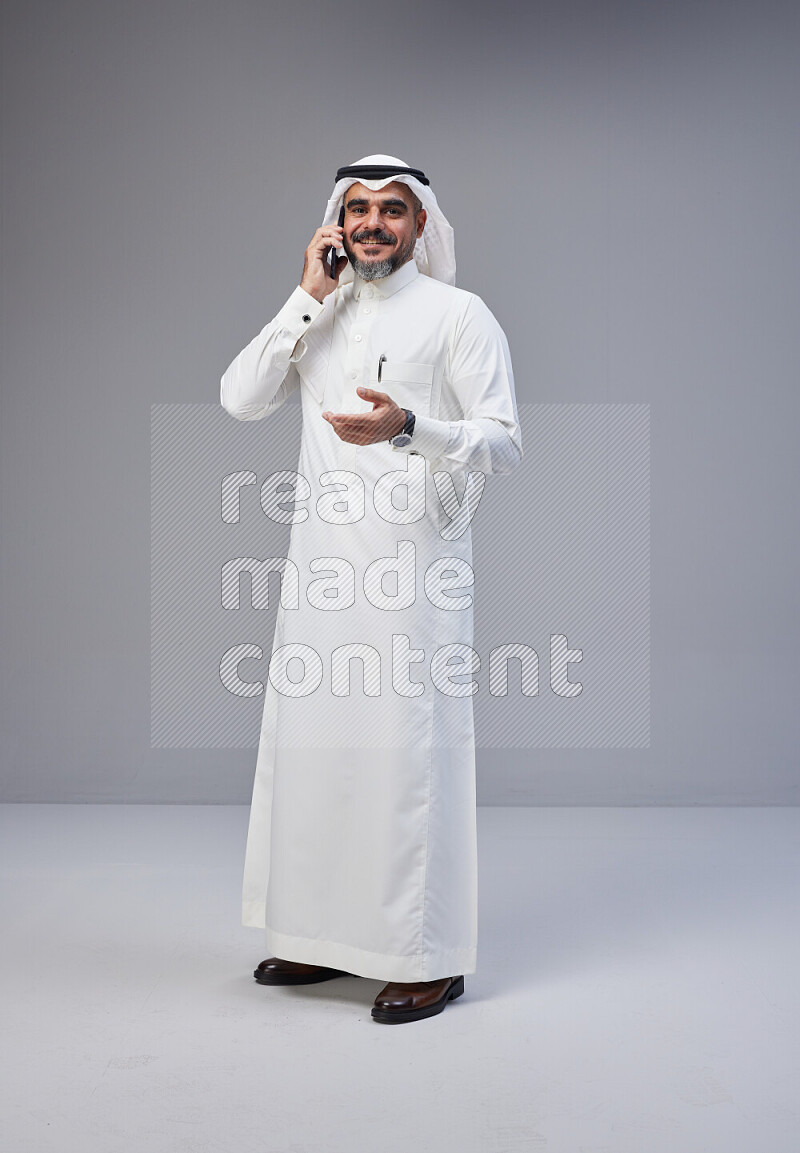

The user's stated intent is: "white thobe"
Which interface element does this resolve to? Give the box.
[221,258,522,981]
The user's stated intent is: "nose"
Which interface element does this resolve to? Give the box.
[365,205,383,230]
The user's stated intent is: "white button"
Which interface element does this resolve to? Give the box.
[363,307,371,314]
[365,289,373,299]
[350,371,357,379]
[354,335,362,343]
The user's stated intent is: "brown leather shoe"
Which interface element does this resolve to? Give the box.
[371,975,465,1023]
[254,956,354,985]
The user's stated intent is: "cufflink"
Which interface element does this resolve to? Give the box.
[302,313,311,323]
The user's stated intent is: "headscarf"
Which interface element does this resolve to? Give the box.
[321,153,456,287]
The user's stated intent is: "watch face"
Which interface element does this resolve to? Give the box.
[392,433,413,447]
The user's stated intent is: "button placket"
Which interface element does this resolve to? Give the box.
[338,294,378,470]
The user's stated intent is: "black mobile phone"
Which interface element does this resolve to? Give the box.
[328,205,346,278]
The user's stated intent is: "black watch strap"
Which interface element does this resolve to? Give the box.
[390,408,415,443]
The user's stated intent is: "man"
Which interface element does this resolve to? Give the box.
[220,154,522,1024]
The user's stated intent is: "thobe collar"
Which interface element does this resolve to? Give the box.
[352,258,419,300]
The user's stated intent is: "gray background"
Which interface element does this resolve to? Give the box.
[2,0,798,803]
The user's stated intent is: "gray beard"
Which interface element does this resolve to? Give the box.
[348,255,397,281]
[344,229,418,283]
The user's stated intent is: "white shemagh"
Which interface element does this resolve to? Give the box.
[321,153,457,286]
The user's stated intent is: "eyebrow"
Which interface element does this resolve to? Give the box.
[345,196,410,211]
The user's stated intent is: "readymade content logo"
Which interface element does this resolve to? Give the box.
[218,457,582,701]
[150,403,649,748]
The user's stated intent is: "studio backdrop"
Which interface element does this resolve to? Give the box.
[1,0,798,803]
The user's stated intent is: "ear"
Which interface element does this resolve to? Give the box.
[416,208,427,239]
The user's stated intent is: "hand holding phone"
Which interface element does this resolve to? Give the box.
[300,209,347,303]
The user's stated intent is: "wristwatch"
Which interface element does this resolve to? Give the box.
[389,408,416,447]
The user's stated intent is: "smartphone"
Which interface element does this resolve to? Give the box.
[328,205,346,278]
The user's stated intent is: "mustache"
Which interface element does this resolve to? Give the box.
[351,231,396,245]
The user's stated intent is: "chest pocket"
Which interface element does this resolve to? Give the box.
[378,361,436,417]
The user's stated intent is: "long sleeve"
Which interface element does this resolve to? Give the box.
[220,286,325,421]
[390,294,523,475]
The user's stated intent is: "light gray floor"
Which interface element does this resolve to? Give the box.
[1,804,798,1152]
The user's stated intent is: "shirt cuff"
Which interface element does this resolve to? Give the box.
[391,413,452,460]
[274,286,325,345]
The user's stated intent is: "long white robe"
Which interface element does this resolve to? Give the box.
[221,258,522,981]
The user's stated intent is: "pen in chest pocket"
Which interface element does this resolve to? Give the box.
[377,353,387,383]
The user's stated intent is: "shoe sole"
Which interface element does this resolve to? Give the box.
[371,975,465,1024]
[254,967,355,986]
